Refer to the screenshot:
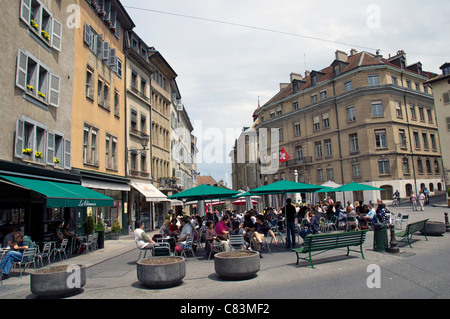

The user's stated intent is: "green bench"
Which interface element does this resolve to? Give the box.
[292,230,368,269]
[395,219,429,248]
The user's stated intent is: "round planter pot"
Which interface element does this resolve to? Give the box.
[214,251,260,280]
[137,256,186,288]
[30,264,86,297]
[422,221,446,236]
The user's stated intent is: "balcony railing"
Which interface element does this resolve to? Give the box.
[283,156,313,168]
[130,169,150,178]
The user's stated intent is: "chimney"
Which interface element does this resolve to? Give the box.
[375,49,383,61]
[305,70,311,78]
[350,48,358,56]
[280,83,290,91]
[290,72,303,82]
[335,50,348,62]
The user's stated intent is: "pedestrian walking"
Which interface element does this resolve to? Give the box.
[410,192,417,211]
[418,191,425,211]
[283,198,296,249]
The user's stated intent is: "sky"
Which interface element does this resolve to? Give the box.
[120,0,450,188]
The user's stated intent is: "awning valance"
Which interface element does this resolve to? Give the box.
[131,181,167,202]
[0,175,114,208]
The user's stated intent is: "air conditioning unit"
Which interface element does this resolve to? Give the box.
[176,100,183,111]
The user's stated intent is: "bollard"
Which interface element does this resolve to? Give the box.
[388,224,400,253]
[444,213,450,232]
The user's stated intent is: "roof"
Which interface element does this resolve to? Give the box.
[197,175,218,186]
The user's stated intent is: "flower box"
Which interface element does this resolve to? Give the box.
[23,148,32,156]
[35,151,43,159]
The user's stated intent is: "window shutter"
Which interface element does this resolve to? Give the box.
[83,22,91,46]
[49,73,61,107]
[15,118,25,158]
[444,92,450,104]
[46,132,55,165]
[51,18,62,51]
[109,48,117,71]
[20,0,32,24]
[102,42,110,62]
[96,34,104,59]
[64,139,71,169]
[16,49,28,91]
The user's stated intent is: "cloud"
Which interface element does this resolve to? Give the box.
[122,0,450,185]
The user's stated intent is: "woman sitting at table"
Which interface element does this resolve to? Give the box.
[204,221,220,258]
[156,219,176,251]
[63,222,81,254]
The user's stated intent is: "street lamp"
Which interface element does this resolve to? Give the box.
[129,135,150,155]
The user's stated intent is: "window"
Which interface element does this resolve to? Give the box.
[435,160,440,174]
[327,167,334,180]
[418,106,425,122]
[278,128,283,141]
[315,142,322,159]
[295,146,303,161]
[426,159,432,175]
[368,75,380,86]
[20,0,62,51]
[349,133,359,153]
[324,139,332,157]
[311,94,318,104]
[426,108,433,123]
[395,101,403,118]
[317,169,324,181]
[292,101,299,111]
[352,162,361,177]
[114,90,120,117]
[413,131,421,149]
[313,116,320,131]
[105,134,118,170]
[97,78,110,109]
[270,111,275,119]
[417,158,423,174]
[140,77,147,96]
[322,113,330,129]
[402,158,410,174]
[406,80,412,89]
[344,81,352,92]
[131,70,137,89]
[430,133,437,151]
[320,91,327,101]
[410,104,416,120]
[391,76,398,85]
[378,159,390,175]
[276,107,282,117]
[294,122,301,136]
[15,49,61,107]
[415,83,421,91]
[86,66,95,100]
[83,125,99,166]
[347,106,356,122]
[371,100,383,117]
[422,132,429,150]
[375,130,387,148]
[399,129,407,149]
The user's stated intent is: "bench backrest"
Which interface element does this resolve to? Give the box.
[405,219,428,234]
[304,230,368,252]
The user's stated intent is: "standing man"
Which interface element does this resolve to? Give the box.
[418,191,426,211]
[283,198,297,249]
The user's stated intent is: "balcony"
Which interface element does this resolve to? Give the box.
[130,169,150,178]
[283,156,313,168]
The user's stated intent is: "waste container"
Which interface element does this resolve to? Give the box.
[373,226,388,252]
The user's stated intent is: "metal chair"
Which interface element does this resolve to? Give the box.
[153,242,171,256]
[13,248,37,277]
[270,225,285,245]
[208,240,224,260]
[80,235,93,254]
[345,216,357,231]
[51,239,68,261]
[91,233,99,251]
[180,235,196,259]
[36,242,52,267]
[229,234,246,250]
[323,215,338,233]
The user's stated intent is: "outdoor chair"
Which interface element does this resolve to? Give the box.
[208,240,224,260]
[51,239,68,261]
[345,216,357,232]
[323,215,338,233]
[36,242,52,267]
[80,235,93,254]
[270,225,285,245]
[180,235,196,260]
[153,242,171,256]
[229,234,246,250]
[12,248,37,278]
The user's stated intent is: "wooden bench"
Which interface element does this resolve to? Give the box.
[395,219,429,248]
[292,230,368,269]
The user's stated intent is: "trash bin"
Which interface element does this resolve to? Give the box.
[373,225,388,252]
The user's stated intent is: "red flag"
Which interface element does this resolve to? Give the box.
[279,147,290,163]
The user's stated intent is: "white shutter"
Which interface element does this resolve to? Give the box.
[16,49,28,91]
[49,73,61,107]
[51,18,62,51]
[15,118,25,158]
[102,42,110,62]
[46,132,55,165]
[109,48,117,71]
[83,22,91,46]
[96,34,104,59]
[64,139,71,169]
[20,0,31,24]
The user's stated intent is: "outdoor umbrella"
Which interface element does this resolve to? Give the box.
[249,180,323,195]
[232,199,259,206]
[167,184,240,201]
[332,182,384,192]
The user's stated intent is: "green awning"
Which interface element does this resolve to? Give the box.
[0,175,114,208]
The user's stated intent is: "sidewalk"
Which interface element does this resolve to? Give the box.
[0,233,143,298]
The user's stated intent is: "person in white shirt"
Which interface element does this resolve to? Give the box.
[417,191,426,211]
[134,221,158,250]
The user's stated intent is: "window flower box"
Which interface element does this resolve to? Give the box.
[54,157,60,164]
[30,20,39,30]
[41,30,50,41]
[38,91,46,99]
[23,148,32,156]
[26,85,34,92]
[35,151,43,159]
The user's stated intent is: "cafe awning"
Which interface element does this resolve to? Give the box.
[0,175,114,208]
[130,181,167,202]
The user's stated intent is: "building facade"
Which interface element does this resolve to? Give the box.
[71,0,135,233]
[426,63,450,190]
[251,49,442,204]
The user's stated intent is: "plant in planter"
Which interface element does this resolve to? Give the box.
[83,215,95,235]
[23,148,32,156]
[137,257,186,288]
[34,151,43,159]
[96,219,105,249]
[30,264,86,297]
[110,219,121,240]
[214,251,260,280]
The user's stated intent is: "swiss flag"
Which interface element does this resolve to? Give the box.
[279,147,290,163]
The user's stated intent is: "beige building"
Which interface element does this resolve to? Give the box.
[250,49,442,204]
[0,0,76,241]
[426,63,450,189]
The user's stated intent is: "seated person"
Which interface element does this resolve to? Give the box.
[243,214,256,247]
[2,228,21,249]
[63,222,81,254]
[0,234,29,280]
[229,220,243,236]
[134,221,158,251]
[169,218,180,236]
[215,214,230,240]
[204,221,220,257]
[177,217,193,250]
[252,215,278,256]
[299,210,320,240]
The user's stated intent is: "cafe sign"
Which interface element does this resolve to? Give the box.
[78,199,97,207]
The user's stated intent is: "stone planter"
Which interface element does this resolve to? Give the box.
[422,221,446,236]
[214,251,260,280]
[30,264,86,297]
[137,256,186,288]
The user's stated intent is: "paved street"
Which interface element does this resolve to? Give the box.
[1,198,450,303]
